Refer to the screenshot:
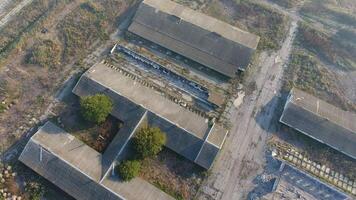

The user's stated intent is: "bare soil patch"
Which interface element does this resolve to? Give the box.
[60,100,122,153]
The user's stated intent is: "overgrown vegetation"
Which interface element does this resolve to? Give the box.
[139,149,206,200]
[285,52,332,93]
[300,0,356,28]
[296,23,356,71]
[204,0,289,50]
[59,2,109,60]
[26,39,61,68]
[25,181,46,200]
[117,160,141,182]
[117,126,166,182]
[284,50,355,111]
[0,0,64,63]
[80,94,113,124]
[133,126,167,159]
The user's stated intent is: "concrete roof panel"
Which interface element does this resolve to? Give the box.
[280,89,356,159]
[128,0,260,75]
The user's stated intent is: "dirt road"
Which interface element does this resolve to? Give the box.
[197,16,299,200]
[0,0,33,30]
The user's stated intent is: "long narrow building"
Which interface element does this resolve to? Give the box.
[128,0,260,78]
[280,88,356,159]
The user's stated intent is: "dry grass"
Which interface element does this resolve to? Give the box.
[140,148,206,200]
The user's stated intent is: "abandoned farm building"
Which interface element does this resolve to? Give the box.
[128,0,260,78]
[19,122,173,200]
[71,62,228,169]
[19,62,230,200]
[280,88,356,159]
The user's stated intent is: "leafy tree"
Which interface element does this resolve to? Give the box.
[133,126,166,159]
[80,94,113,124]
[117,160,141,181]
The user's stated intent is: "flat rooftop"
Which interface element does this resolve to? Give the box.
[84,62,209,140]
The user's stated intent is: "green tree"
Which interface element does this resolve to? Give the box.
[80,94,113,124]
[133,126,166,159]
[117,160,141,181]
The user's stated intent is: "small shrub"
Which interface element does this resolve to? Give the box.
[80,94,113,124]
[0,104,6,113]
[25,181,45,200]
[27,39,61,68]
[117,160,141,181]
[133,126,166,159]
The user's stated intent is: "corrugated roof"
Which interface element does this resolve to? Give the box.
[128,0,260,76]
[280,88,356,159]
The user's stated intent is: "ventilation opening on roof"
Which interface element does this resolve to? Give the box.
[208,32,222,40]
[168,15,181,24]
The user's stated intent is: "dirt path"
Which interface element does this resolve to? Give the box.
[0,0,33,30]
[197,15,299,200]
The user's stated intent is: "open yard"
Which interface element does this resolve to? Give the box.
[0,0,135,151]
[0,0,137,199]
[59,99,123,153]
[140,148,206,200]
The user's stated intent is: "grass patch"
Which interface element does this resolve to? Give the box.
[59,2,109,60]
[284,50,355,111]
[140,148,206,200]
[0,0,66,63]
[26,39,61,68]
[286,52,332,92]
[296,22,356,71]
[300,0,356,28]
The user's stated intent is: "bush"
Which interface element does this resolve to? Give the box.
[80,94,113,124]
[133,126,166,159]
[117,160,141,181]
[25,181,45,200]
[27,39,61,68]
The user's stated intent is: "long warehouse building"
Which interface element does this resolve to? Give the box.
[128,0,260,78]
[280,88,356,159]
